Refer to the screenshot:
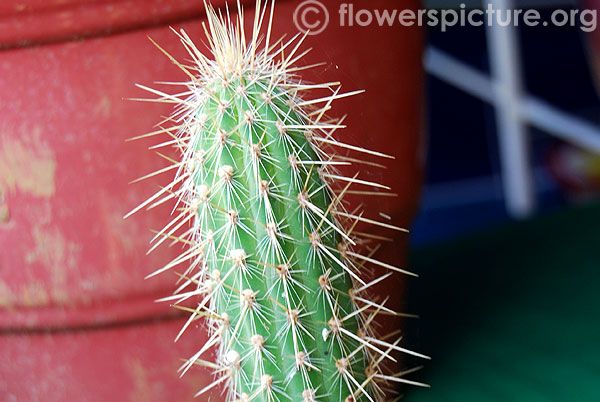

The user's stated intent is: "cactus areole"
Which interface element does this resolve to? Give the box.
[128,1,428,401]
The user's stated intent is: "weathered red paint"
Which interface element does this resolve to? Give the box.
[0,1,253,48]
[0,1,423,400]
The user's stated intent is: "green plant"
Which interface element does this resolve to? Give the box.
[127,1,428,400]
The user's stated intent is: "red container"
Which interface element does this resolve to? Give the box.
[0,1,424,400]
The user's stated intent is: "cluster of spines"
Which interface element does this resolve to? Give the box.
[126,1,429,401]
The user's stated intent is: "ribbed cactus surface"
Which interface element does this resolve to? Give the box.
[127,1,428,401]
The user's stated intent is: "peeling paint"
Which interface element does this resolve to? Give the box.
[110,209,135,254]
[183,368,214,401]
[0,279,15,308]
[50,288,69,305]
[25,225,81,305]
[0,201,9,223]
[94,95,112,118]
[21,281,49,307]
[0,126,56,198]
[126,358,161,402]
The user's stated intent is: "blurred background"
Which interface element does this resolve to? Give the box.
[415,0,600,244]
[406,0,600,401]
[0,0,599,401]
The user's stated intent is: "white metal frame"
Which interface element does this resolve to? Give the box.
[425,0,600,218]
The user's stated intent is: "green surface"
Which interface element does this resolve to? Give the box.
[192,77,365,400]
[404,204,600,401]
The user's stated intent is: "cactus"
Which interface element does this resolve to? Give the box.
[127,1,428,401]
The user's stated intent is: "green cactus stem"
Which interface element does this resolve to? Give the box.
[127,1,429,401]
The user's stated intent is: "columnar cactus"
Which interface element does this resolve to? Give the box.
[127,1,428,401]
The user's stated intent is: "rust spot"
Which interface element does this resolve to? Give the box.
[0,126,56,198]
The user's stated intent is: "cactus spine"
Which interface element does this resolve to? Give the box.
[128,1,429,401]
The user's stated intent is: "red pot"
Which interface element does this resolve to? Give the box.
[0,1,424,400]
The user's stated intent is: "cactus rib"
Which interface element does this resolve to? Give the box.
[128,1,429,401]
